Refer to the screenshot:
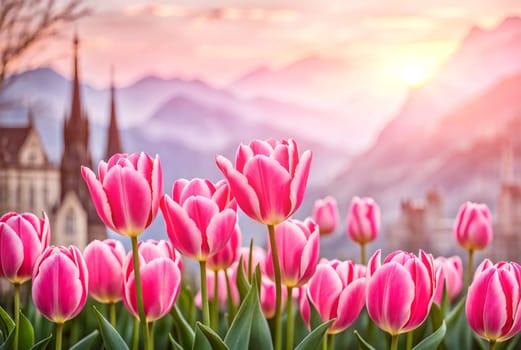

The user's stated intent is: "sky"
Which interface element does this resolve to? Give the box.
[19,0,521,88]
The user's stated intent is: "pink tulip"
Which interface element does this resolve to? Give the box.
[346,196,380,244]
[195,268,239,310]
[366,250,436,335]
[312,196,338,235]
[81,152,162,237]
[261,276,288,319]
[265,218,320,288]
[433,256,463,305]
[216,139,312,225]
[466,260,521,343]
[307,260,366,334]
[123,240,182,322]
[207,224,241,271]
[83,239,126,303]
[454,202,493,251]
[0,212,50,284]
[160,178,237,262]
[32,246,88,323]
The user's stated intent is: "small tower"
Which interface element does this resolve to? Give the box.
[104,67,123,160]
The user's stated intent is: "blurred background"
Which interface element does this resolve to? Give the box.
[2,0,521,263]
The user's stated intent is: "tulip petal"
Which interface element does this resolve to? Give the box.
[103,165,152,235]
[160,196,203,259]
[0,223,24,280]
[81,166,116,230]
[243,155,292,224]
[216,155,262,221]
[308,264,343,321]
[367,263,414,335]
[206,209,237,257]
[482,272,508,339]
[289,150,312,215]
[332,278,366,333]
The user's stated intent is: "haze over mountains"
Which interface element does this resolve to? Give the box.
[2,16,521,244]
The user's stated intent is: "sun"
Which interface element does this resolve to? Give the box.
[400,63,428,87]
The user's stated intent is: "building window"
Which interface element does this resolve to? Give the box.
[65,209,75,236]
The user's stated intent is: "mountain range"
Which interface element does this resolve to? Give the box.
[2,16,521,252]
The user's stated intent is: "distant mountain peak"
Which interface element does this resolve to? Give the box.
[499,16,521,30]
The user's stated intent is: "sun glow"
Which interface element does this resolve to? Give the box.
[400,63,428,87]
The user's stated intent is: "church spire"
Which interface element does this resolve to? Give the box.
[70,31,82,125]
[104,67,123,160]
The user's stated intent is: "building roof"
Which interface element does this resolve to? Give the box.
[0,126,32,164]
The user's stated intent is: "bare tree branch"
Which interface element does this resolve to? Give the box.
[0,0,90,90]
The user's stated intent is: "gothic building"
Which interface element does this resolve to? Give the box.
[0,34,123,250]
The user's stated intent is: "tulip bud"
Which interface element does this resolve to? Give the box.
[32,246,88,323]
[346,196,380,244]
[454,202,493,251]
[311,196,338,235]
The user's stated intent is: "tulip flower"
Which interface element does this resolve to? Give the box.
[81,152,162,238]
[311,196,338,235]
[454,202,493,288]
[264,218,319,350]
[32,245,88,350]
[0,211,50,350]
[216,138,312,350]
[466,260,521,348]
[0,211,50,284]
[265,218,320,288]
[366,250,436,349]
[346,196,380,264]
[207,224,241,271]
[123,241,182,322]
[160,178,237,327]
[307,260,366,335]
[433,256,463,305]
[82,152,163,350]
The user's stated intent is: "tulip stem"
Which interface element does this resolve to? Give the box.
[131,236,150,350]
[406,331,413,350]
[200,261,211,326]
[327,334,334,350]
[55,322,64,350]
[147,322,154,350]
[360,243,367,265]
[285,286,294,350]
[13,282,20,350]
[108,302,116,327]
[211,270,219,329]
[465,249,475,290]
[489,340,496,350]
[132,317,139,350]
[224,270,236,320]
[390,334,399,350]
[268,224,282,350]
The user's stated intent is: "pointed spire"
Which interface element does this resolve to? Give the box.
[70,31,82,125]
[27,104,34,128]
[104,66,123,160]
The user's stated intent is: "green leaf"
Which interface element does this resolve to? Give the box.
[224,273,272,350]
[506,332,521,350]
[29,333,52,350]
[169,333,183,350]
[445,297,465,326]
[235,256,250,303]
[93,306,129,350]
[196,322,230,350]
[0,306,14,340]
[354,330,377,350]
[430,303,443,332]
[69,330,100,350]
[193,323,212,350]
[171,304,195,349]
[18,311,35,350]
[309,298,324,330]
[412,321,446,350]
[295,320,334,350]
